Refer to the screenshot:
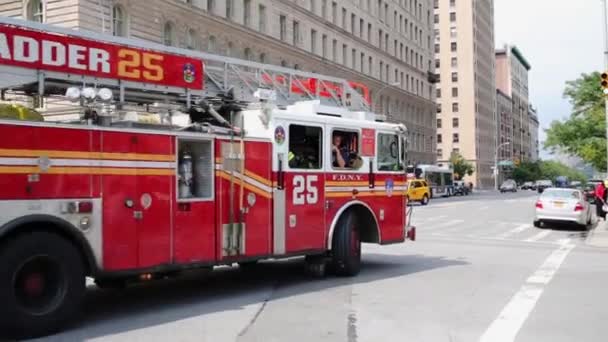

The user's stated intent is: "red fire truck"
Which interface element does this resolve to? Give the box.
[0,18,414,338]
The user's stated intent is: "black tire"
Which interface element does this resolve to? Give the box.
[331,211,361,277]
[421,194,429,206]
[533,220,541,228]
[0,232,86,340]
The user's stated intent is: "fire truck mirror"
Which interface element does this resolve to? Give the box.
[178,139,213,200]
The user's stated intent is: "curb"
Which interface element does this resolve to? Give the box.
[585,219,608,248]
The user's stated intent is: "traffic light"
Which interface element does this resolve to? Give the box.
[601,72,608,95]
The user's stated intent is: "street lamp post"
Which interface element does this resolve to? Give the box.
[494,142,511,190]
[371,81,401,112]
[602,0,608,174]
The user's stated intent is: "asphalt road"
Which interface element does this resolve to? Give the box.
[31,191,608,342]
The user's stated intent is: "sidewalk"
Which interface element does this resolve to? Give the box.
[586,219,608,247]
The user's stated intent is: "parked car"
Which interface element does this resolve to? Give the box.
[406,179,431,205]
[536,180,553,193]
[534,188,592,229]
[521,181,535,190]
[500,179,517,193]
[453,180,470,196]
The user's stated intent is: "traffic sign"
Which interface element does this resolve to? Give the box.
[498,160,514,167]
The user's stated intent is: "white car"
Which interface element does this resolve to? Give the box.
[534,188,592,229]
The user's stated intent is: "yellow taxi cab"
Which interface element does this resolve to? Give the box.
[406,179,431,205]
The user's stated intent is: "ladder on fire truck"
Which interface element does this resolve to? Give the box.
[0,16,375,126]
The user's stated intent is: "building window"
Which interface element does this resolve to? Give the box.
[207,0,215,12]
[451,72,458,82]
[112,5,126,37]
[322,0,327,18]
[361,52,365,73]
[452,102,459,112]
[450,0,456,7]
[293,21,300,46]
[352,48,357,69]
[227,42,234,57]
[310,0,316,12]
[259,5,266,32]
[450,27,457,38]
[163,22,175,46]
[452,87,458,97]
[368,23,372,42]
[435,59,440,68]
[322,34,328,58]
[342,7,347,29]
[368,56,373,75]
[360,18,364,37]
[259,53,266,63]
[351,13,356,33]
[332,39,338,61]
[452,118,459,128]
[186,29,198,49]
[311,29,317,54]
[342,43,347,65]
[27,0,44,22]
[450,12,456,22]
[434,13,439,24]
[450,42,457,52]
[244,0,252,26]
[379,61,384,80]
[280,15,287,41]
[451,57,457,67]
[434,44,440,53]
[244,47,252,61]
[437,148,443,156]
[207,35,217,52]
[452,133,459,143]
[226,0,233,19]
[437,118,442,128]
[437,134,442,143]
[332,1,337,23]
[436,88,441,98]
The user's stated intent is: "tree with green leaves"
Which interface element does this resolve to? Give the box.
[511,160,587,184]
[449,152,474,180]
[545,72,606,171]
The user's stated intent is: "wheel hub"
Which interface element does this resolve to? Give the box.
[13,255,66,315]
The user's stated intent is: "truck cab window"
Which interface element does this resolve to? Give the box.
[288,125,322,169]
[331,130,362,169]
[377,133,403,171]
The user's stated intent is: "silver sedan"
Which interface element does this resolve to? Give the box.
[534,188,592,228]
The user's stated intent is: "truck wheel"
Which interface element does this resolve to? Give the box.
[331,212,361,277]
[0,232,86,340]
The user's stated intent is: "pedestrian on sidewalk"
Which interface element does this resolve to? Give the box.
[595,181,607,220]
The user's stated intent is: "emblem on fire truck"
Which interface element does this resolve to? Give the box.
[183,63,196,84]
[385,178,394,197]
[274,125,285,145]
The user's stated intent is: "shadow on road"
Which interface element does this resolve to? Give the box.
[539,221,593,240]
[40,253,467,341]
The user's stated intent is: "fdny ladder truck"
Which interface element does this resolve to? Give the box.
[0,17,414,339]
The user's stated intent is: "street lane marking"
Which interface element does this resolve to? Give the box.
[524,230,552,242]
[497,224,531,239]
[479,239,575,342]
[424,219,465,231]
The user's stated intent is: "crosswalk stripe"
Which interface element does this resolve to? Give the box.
[498,224,532,239]
[524,230,552,242]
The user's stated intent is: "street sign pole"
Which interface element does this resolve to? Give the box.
[602,0,608,174]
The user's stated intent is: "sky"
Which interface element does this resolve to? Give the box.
[494,0,604,159]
